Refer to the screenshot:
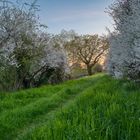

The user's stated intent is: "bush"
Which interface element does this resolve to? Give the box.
[92,63,103,74]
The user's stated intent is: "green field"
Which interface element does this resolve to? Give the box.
[0,74,140,140]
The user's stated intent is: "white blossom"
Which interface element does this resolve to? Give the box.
[107,0,140,80]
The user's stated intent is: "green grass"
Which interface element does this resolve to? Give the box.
[0,74,140,140]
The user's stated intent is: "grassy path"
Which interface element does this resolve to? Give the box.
[0,74,140,140]
[0,74,102,140]
[16,85,95,140]
[20,75,140,140]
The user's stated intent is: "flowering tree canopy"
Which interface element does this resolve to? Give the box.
[0,0,69,90]
[65,35,108,75]
[107,0,140,80]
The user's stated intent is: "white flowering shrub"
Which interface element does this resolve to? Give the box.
[0,1,69,90]
[37,34,69,85]
[107,0,140,80]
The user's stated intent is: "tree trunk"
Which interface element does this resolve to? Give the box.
[87,65,92,76]
[23,77,32,89]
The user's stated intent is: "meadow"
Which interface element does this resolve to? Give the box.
[0,74,140,140]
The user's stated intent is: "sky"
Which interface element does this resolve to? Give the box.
[38,0,115,35]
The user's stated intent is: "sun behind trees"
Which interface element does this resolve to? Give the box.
[65,34,109,75]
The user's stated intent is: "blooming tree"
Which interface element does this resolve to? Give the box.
[66,35,108,75]
[107,0,140,80]
[0,0,69,90]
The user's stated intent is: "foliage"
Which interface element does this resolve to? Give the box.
[92,63,103,74]
[65,35,109,75]
[0,0,108,91]
[107,0,140,80]
[0,74,139,140]
[0,1,69,91]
